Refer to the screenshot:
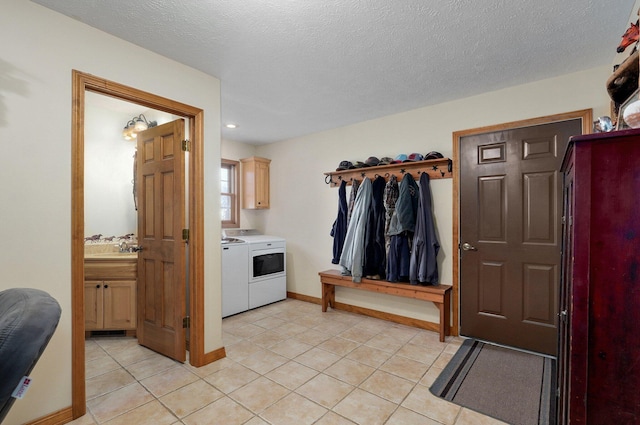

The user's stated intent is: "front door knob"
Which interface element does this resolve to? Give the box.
[462,242,477,251]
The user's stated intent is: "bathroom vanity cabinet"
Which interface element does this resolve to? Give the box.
[84,256,137,333]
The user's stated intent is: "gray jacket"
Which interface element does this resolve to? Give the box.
[387,173,419,236]
[410,172,440,284]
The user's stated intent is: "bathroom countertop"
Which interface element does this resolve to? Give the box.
[84,252,138,260]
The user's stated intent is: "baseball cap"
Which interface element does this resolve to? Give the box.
[378,157,394,165]
[352,161,369,168]
[424,151,444,160]
[391,154,407,164]
[364,156,380,166]
[336,160,354,171]
[404,153,424,162]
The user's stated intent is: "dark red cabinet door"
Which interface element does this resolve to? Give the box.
[559,128,640,424]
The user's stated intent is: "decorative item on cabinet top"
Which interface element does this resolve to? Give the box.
[324,156,452,187]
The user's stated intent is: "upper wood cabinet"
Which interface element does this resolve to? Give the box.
[241,156,271,209]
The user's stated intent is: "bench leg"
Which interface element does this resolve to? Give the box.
[441,290,451,341]
[437,303,445,342]
[322,283,335,312]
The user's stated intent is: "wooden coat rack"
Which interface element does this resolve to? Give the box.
[324,158,452,187]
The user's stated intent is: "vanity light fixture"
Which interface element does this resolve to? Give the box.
[122,114,157,141]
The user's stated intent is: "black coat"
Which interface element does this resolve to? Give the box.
[363,176,387,278]
[330,180,348,264]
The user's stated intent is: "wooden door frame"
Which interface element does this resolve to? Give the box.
[71,70,207,418]
[451,109,592,338]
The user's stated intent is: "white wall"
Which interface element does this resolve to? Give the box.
[256,65,612,324]
[0,2,222,424]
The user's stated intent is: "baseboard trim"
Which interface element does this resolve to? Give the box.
[287,291,441,334]
[24,406,74,425]
[201,345,226,365]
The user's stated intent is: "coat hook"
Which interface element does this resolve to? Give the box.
[448,159,452,173]
[361,172,366,178]
[440,170,445,177]
[432,165,438,171]
[325,174,333,185]
[400,169,406,174]
[385,172,390,178]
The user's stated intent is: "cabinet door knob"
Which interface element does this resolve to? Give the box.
[104,284,109,289]
[96,284,100,289]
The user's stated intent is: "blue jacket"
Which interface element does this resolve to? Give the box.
[330,180,348,264]
[410,172,440,284]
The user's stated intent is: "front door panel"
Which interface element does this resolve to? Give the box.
[459,119,581,355]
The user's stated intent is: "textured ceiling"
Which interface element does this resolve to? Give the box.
[33,0,636,144]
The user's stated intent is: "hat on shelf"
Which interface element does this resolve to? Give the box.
[378,157,394,165]
[391,154,408,164]
[424,151,444,160]
[353,161,369,168]
[404,153,424,162]
[364,156,380,166]
[336,160,354,171]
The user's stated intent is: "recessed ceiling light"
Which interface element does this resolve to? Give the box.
[225,123,238,129]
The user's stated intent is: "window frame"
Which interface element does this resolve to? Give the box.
[221,159,240,228]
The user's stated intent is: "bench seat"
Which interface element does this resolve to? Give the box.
[318,269,452,341]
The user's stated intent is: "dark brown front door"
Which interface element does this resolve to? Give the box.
[136,119,186,362]
[459,119,581,355]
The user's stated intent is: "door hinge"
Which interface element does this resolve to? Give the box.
[182,139,190,152]
[182,229,189,241]
[183,316,190,328]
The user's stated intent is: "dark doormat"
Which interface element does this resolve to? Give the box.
[430,339,556,425]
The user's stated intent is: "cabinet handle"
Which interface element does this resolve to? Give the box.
[96,284,100,289]
[104,284,109,289]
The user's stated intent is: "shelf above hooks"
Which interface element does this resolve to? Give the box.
[324,158,452,187]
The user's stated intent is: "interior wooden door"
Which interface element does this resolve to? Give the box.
[459,119,581,355]
[136,119,186,362]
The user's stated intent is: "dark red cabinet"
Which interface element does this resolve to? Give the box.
[558,128,640,424]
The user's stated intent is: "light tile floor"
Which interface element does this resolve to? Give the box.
[70,299,508,425]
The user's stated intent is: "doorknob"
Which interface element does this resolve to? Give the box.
[461,242,477,251]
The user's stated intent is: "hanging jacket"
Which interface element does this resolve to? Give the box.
[363,176,387,279]
[339,178,372,282]
[409,172,440,285]
[346,179,360,229]
[330,179,348,264]
[383,175,399,251]
[387,173,419,236]
[387,233,411,282]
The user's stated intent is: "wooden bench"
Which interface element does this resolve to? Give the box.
[319,269,452,342]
